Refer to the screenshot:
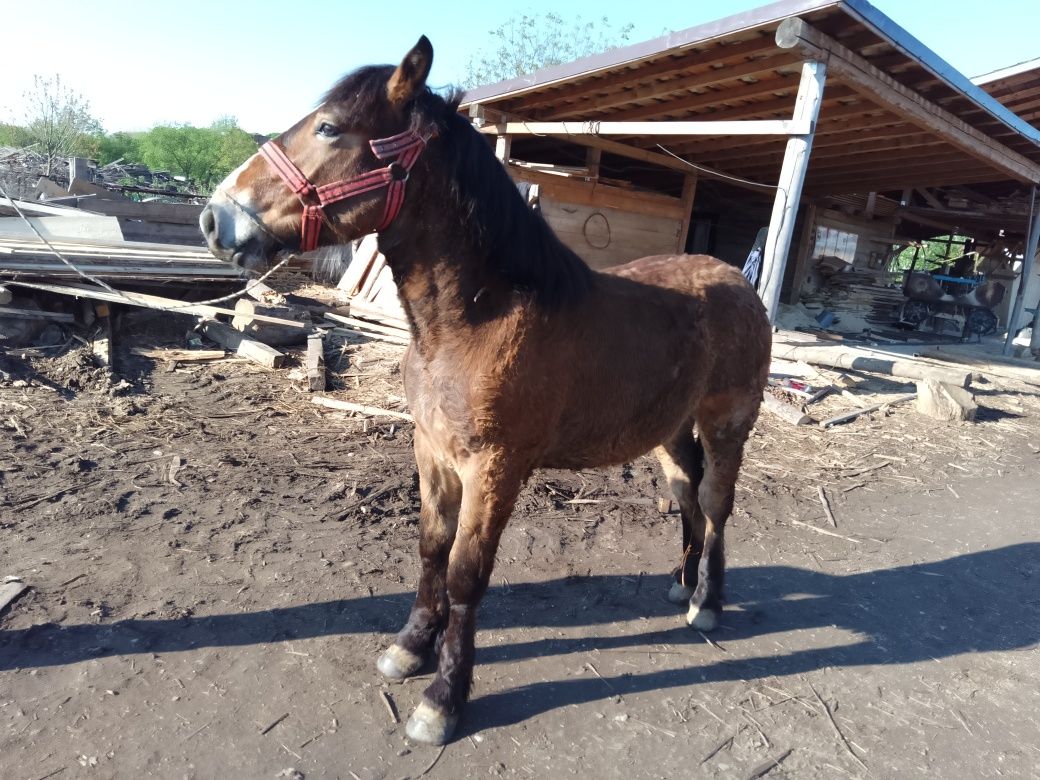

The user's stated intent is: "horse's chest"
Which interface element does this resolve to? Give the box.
[403,349,480,462]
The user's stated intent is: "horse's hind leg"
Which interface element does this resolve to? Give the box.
[686,398,758,631]
[377,435,462,679]
[654,424,705,605]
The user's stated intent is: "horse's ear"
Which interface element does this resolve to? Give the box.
[387,36,433,106]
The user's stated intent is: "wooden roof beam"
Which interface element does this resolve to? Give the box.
[507,34,778,113]
[540,54,802,120]
[775,17,1040,183]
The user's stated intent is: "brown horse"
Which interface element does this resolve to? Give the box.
[201,37,770,745]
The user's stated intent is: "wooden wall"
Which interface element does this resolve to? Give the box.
[508,165,686,270]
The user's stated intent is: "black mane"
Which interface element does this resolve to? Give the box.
[326,68,595,308]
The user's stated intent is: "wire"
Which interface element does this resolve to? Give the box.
[654,144,779,191]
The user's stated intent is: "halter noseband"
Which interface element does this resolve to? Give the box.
[258,128,431,252]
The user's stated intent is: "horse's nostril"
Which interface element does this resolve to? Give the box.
[200,206,216,239]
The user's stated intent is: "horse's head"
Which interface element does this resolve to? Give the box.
[201,37,436,272]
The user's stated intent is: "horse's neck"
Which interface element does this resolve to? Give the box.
[382,238,513,346]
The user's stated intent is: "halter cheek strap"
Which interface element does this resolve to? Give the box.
[259,128,431,252]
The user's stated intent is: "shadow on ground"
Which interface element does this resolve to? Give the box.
[3,544,1037,732]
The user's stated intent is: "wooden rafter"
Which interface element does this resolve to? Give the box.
[775,17,1040,183]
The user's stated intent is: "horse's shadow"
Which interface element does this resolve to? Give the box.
[2,544,1037,731]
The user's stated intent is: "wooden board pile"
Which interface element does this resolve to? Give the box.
[0,197,238,284]
[800,267,905,327]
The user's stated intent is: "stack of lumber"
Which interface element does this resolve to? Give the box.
[801,268,905,326]
[0,200,242,284]
[336,234,406,320]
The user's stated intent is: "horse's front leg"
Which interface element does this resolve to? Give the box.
[378,435,462,679]
[405,452,523,745]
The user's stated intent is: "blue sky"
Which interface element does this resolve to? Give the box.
[0,0,1036,134]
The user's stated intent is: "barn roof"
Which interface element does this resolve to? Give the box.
[461,0,1040,197]
[975,58,1040,130]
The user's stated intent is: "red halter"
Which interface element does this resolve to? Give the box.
[258,128,431,252]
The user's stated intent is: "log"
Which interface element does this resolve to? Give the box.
[915,378,977,422]
[771,343,972,388]
[306,333,326,392]
[312,396,413,421]
[762,393,812,426]
[198,320,285,369]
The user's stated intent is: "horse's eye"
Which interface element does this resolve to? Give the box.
[316,122,341,138]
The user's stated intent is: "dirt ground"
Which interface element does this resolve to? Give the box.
[2,303,1040,780]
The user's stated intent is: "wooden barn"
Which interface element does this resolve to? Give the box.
[449,0,1040,354]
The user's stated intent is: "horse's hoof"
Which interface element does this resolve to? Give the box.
[377,644,423,680]
[667,582,694,604]
[687,604,719,632]
[405,699,458,745]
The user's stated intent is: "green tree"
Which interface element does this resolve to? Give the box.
[463,13,634,87]
[22,75,102,174]
[139,124,220,190]
[0,122,34,148]
[95,131,144,165]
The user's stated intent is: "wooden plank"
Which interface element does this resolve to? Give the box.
[482,120,813,137]
[1,280,307,327]
[775,18,1040,183]
[198,320,285,369]
[677,174,698,253]
[324,312,410,340]
[762,393,812,425]
[0,306,75,323]
[312,396,413,421]
[0,197,97,218]
[509,166,685,220]
[819,393,917,429]
[0,216,125,243]
[306,333,326,392]
[74,199,205,225]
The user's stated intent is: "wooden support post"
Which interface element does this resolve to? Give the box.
[92,303,113,370]
[199,320,286,369]
[1003,185,1040,355]
[68,157,91,185]
[677,174,698,253]
[585,148,601,179]
[759,60,827,322]
[783,202,818,305]
[494,134,512,163]
[306,332,326,392]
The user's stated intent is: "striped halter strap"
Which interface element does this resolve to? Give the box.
[258,128,431,252]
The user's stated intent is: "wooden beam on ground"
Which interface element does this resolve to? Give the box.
[198,320,286,369]
[775,17,1040,183]
[481,119,812,137]
[772,342,972,387]
[759,60,827,323]
[762,393,812,425]
[819,393,917,429]
[1,280,307,328]
[312,396,413,421]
